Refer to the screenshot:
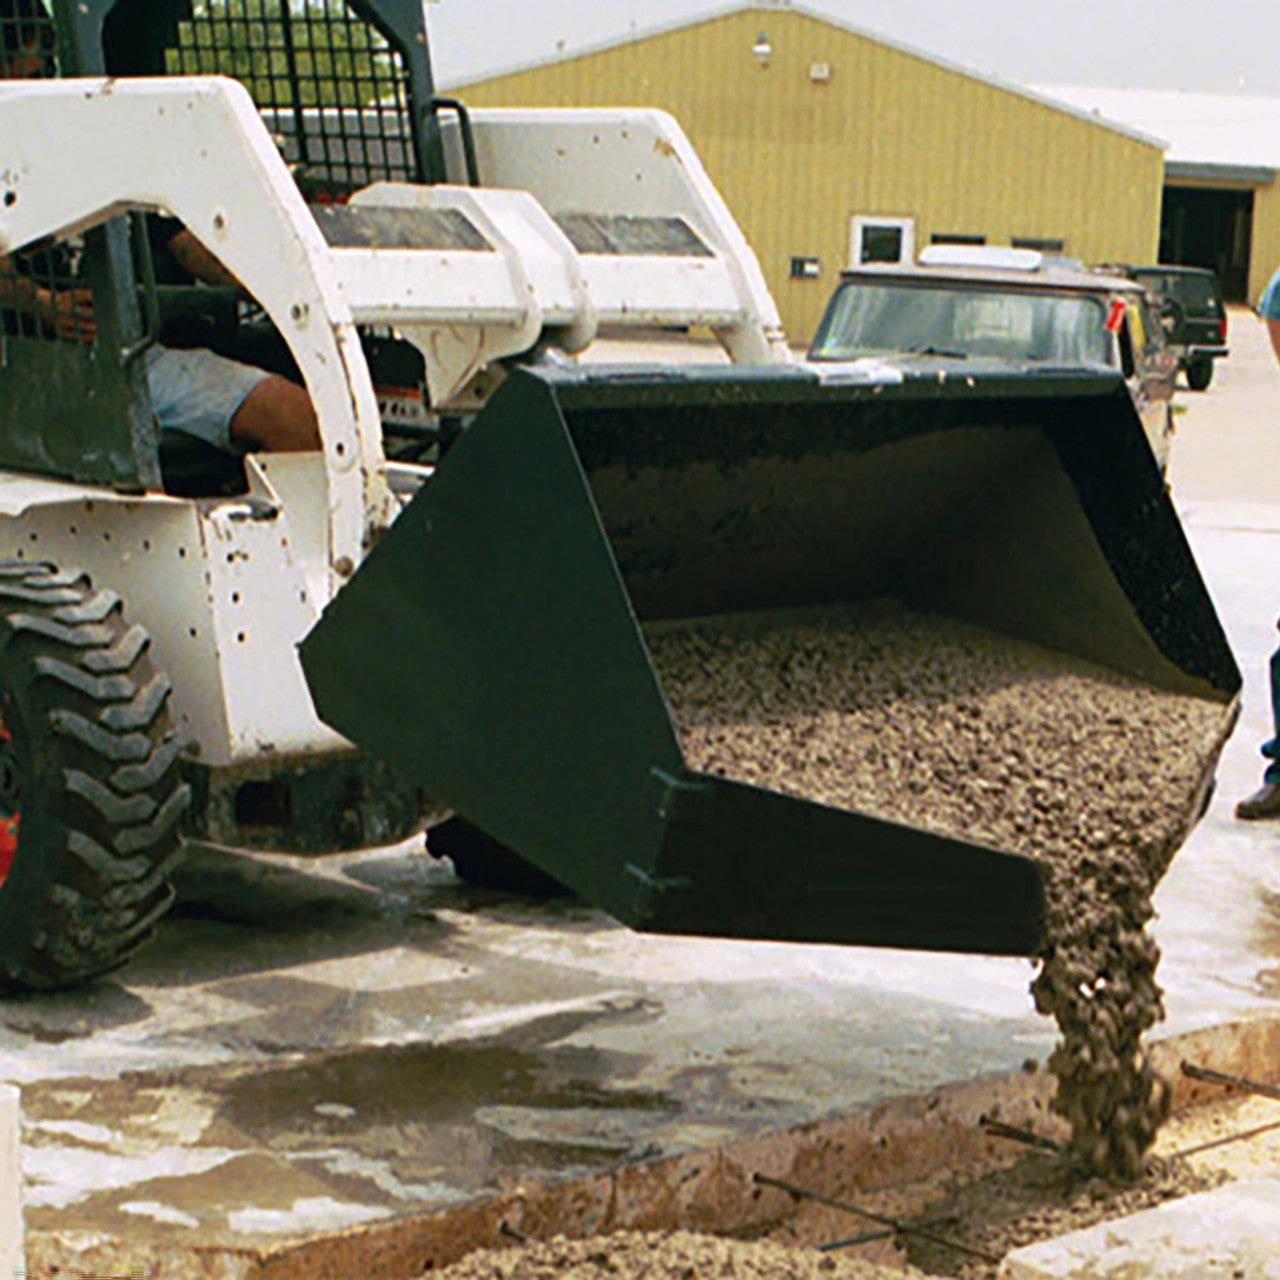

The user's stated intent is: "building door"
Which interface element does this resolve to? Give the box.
[1159,187,1253,302]
[850,216,915,266]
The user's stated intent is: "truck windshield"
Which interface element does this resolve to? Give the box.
[810,281,1111,366]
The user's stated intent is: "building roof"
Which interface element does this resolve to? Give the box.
[442,3,1161,149]
[1037,86,1280,183]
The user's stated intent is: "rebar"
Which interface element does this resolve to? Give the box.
[818,1216,954,1253]
[1181,1060,1280,1104]
[752,1173,1001,1265]
[1172,1116,1280,1160]
[817,1228,894,1252]
[979,1115,1061,1152]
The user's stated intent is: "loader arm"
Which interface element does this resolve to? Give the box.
[307,108,794,409]
[448,108,790,366]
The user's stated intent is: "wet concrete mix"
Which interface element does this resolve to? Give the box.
[433,1229,930,1278]
[430,1158,1229,1278]
[643,600,1230,1182]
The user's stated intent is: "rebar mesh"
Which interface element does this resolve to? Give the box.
[164,0,417,200]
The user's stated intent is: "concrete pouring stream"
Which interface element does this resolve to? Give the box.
[8,314,1280,1276]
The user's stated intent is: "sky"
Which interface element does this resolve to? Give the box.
[426,0,1280,97]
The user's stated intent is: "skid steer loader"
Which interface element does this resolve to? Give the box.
[0,0,1239,990]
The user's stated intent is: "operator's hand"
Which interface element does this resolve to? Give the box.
[40,287,97,344]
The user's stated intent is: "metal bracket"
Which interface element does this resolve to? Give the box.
[624,862,693,894]
[648,766,710,825]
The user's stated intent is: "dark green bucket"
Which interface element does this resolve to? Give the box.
[300,362,1238,957]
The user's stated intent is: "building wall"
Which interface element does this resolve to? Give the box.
[454,7,1165,343]
[1251,183,1280,303]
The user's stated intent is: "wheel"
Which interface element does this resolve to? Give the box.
[0,563,190,990]
[1185,357,1214,391]
[428,816,568,897]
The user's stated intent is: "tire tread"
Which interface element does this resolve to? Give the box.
[0,565,188,991]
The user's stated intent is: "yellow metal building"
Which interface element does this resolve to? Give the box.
[449,4,1165,344]
[1036,86,1280,305]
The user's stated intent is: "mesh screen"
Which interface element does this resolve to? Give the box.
[2,2,83,345]
[1,241,95,349]
[0,0,57,80]
[164,0,418,201]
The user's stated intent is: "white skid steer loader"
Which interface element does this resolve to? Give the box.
[0,0,1239,990]
[0,0,787,988]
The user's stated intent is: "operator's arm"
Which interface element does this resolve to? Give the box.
[165,228,246,293]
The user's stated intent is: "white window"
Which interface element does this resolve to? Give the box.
[850,216,915,266]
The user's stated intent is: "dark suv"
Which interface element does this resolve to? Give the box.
[1123,266,1228,391]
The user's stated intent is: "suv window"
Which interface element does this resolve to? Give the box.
[809,280,1111,365]
[1132,270,1222,316]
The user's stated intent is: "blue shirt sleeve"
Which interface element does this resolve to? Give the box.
[1261,267,1280,320]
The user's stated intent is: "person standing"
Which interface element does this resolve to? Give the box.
[1235,263,1280,819]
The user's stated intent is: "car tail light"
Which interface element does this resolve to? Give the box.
[1219,318,1228,342]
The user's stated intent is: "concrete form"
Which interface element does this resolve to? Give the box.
[0,1086,19,1277]
[1000,1179,1280,1278]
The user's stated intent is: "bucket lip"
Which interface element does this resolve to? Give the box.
[519,360,1129,407]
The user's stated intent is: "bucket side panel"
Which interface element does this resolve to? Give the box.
[301,371,683,917]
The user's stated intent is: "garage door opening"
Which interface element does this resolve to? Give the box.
[1159,186,1253,302]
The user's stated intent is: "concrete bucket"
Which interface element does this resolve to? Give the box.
[301,361,1239,958]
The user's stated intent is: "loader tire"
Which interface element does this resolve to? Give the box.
[428,817,568,898]
[0,563,190,990]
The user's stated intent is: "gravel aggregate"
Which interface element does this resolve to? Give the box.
[431,1228,929,1278]
[645,600,1230,1180]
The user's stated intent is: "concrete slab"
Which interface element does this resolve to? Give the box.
[999,1178,1280,1279]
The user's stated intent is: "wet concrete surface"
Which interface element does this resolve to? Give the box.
[13,850,1060,1253]
[10,313,1280,1265]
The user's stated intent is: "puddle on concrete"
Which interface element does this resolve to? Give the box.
[214,1033,682,1189]
[21,997,691,1248]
